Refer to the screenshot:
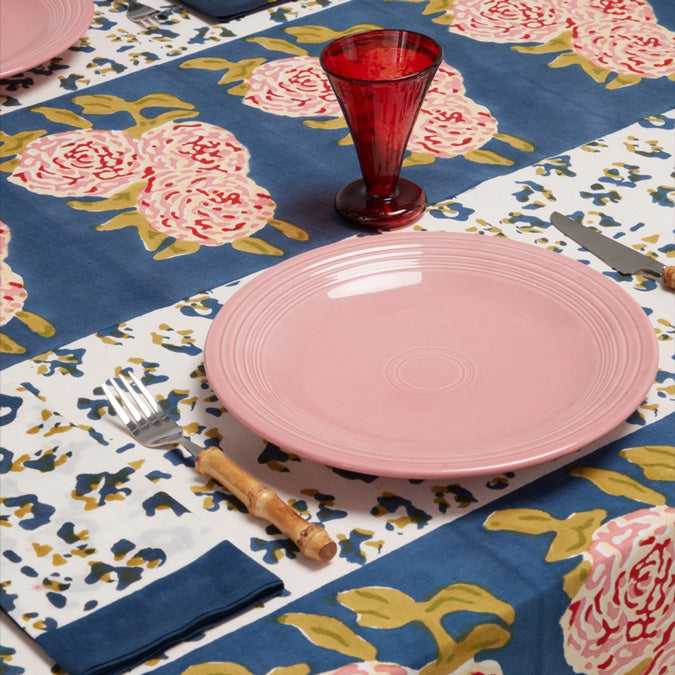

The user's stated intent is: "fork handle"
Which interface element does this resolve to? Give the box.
[195,447,337,563]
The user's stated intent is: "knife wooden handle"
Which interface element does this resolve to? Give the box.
[195,447,337,563]
[662,266,675,290]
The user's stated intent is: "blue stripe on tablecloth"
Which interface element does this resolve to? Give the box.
[147,414,675,674]
[1,0,673,368]
[34,541,283,675]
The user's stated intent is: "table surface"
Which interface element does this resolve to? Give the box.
[1,2,673,675]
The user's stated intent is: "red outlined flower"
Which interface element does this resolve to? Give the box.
[9,129,147,197]
[571,20,675,78]
[566,0,656,24]
[138,170,275,245]
[0,222,26,326]
[448,0,571,43]
[243,55,341,117]
[409,95,498,158]
[561,506,675,675]
[138,121,249,175]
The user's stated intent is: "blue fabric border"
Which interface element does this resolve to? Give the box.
[34,541,283,675]
[148,415,675,674]
[0,0,674,369]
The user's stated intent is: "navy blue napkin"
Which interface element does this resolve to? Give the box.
[179,0,289,20]
[36,541,283,675]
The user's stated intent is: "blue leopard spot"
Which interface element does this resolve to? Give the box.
[3,550,21,563]
[111,539,136,559]
[0,447,13,474]
[3,495,55,530]
[142,491,188,517]
[46,592,66,608]
[0,393,22,426]
[0,587,18,612]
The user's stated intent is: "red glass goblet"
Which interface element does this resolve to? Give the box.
[320,29,442,229]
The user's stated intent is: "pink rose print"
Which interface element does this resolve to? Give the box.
[561,506,675,675]
[315,660,503,675]
[9,129,148,197]
[0,224,27,326]
[409,95,498,158]
[0,261,27,327]
[566,0,656,24]
[425,62,467,101]
[138,170,275,245]
[448,0,571,43]
[243,55,342,117]
[316,663,411,675]
[138,121,250,175]
[453,659,504,675]
[571,20,675,78]
[0,220,9,260]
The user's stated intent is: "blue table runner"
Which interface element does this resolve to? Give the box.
[1,0,673,368]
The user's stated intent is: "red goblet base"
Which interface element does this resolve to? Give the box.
[335,177,427,230]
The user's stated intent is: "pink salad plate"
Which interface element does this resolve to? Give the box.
[204,232,658,479]
[0,0,94,79]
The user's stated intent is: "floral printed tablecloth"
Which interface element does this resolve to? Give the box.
[1,1,673,675]
[1,0,673,368]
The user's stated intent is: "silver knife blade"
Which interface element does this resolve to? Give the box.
[550,211,665,278]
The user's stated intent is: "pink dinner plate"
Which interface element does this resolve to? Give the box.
[204,232,658,478]
[0,0,94,78]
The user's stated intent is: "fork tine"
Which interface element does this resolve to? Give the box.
[125,370,165,419]
[118,370,156,420]
[101,381,132,426]
[108,376,148,428]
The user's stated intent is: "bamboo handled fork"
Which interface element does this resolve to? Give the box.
[102,369,337,563]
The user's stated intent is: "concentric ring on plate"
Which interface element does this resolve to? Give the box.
[204,231,658,478]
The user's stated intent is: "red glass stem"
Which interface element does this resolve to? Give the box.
[328,75,432,198]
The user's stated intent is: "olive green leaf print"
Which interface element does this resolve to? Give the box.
[568,467,668,505]
[407,0,675,89]
[278,613,377,660]
[181,23,533,168]
[619,445,675,481]
[182,664,310,675]
[484,508,608,562]
[5,95,308,260]
[0,220,55,354]
[278,583,514,675]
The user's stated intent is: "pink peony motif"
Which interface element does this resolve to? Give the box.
[243,55,342,117]
[409,95,498,158]
[315,663,412,675]
[571,19,675,78]
[8,129,148,197]
[452,659,504,675]
[0,220,10,261]
[425,62,467,101]
[561,506,675,675]
[448,0,572,43]
[566,0,656,24]
[0,222,27,326]
[315,660,503,675]
[138,170,275,245]
[137,121,249,175]
[0,261,27,326]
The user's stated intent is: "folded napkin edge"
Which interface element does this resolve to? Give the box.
[34,541,283,675]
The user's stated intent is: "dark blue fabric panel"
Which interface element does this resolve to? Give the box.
[148,414,675,674]
[1,0,673,369]
[34,541,283,675]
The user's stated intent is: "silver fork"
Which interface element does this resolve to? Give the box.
[102,369,337,562]
[103,369,202,457]
[126,0,162,25]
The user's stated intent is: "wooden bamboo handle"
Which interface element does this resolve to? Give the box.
[195,447,337,563]
[662,266,675,290]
